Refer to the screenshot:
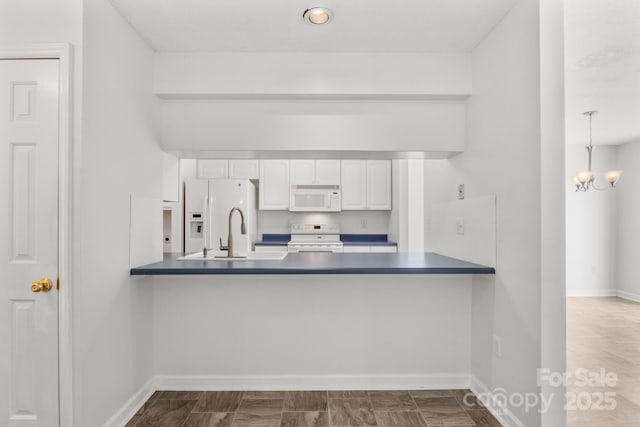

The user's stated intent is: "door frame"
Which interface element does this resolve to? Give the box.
[0,44,74,427]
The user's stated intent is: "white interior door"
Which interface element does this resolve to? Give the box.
[0,59,60,426]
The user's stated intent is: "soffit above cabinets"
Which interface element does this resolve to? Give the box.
[160,100,465,157]
[109,0,517,53]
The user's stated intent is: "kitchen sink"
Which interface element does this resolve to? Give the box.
[178,251,288,261]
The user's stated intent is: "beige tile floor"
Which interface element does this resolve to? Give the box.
[567,297,640,426]
[126,389,502,426]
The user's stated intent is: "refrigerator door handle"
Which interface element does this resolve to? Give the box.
[203,196,211,250]
[208,196,214,249]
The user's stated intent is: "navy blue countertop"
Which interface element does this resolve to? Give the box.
[341,234,397,247]
[130,252,495,275]
[255,234,291,246]
[255,234,397,247]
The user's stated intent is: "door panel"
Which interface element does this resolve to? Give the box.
[290,159,315,185]
[259,160,290,210]
[366,160,392,210]
[1,59,60,427]
[314,160,340,185]
[228,160,259,180]
[340,160,367,210]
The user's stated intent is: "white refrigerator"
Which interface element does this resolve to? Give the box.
[185,179,257,254]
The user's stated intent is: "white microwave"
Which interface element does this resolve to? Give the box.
[290,185,341,212]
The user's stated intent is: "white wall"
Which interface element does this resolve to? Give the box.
[74,0,163,425]
[565,144,616,295]
[0,0,82,46]
[423,1,546,424]
[614,141,640,299]
[154,52,471,97]
[425,194,497,268]
[539,0,567,424]
[258,211,391,236]
[154,275,472,385]
[394,160,425,252]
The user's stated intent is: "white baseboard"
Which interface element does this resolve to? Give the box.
[154,373,470,391]
[567,289,640,303]
[566,289,616,297]
[616,290,640,302]
[470,375,526,427]
[102,377,156,427]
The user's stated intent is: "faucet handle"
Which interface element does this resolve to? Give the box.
[219,237,229,251]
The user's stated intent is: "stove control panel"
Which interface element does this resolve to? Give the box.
[291,223,340,234]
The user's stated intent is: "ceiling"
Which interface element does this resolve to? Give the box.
[565,0,640,146]
[109,0,517,53]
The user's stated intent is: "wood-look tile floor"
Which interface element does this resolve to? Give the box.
[567,297,640,426]
[126,389,502,427]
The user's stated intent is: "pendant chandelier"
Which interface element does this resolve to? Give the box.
[571,111,623,192]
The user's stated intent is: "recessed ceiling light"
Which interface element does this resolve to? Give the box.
[303,7,333,25]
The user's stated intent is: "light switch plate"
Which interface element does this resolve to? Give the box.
[458,184,465,200]
[456,218,465,235]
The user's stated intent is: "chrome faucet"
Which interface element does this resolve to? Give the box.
[226,207,247,258]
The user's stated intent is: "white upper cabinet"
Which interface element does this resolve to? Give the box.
[341,160,367,210]
[290,160,340,185]
[229,160,259,179]
[197,159,228,179]
[290,160,316,185]
[259,160,290,210]
[367,160,392,210]
[315,160,341,185]
[341,160,392,210]
[198,159,259,179]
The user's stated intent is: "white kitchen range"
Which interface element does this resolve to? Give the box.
[287,224,344,253]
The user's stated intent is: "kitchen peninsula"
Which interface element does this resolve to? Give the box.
[130,252,495,275]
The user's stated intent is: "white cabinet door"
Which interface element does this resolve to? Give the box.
[229,160,259,179]
[290,160,315,185]
[341,160,367,210]
[315,160,341,185]
[259,160,290,210]
[197,159,228,179]
[367,160,392,210]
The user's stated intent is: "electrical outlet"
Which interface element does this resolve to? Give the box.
[458,184,465,200]
[456,219,465,235]
[361,219,368,228]
[493,335,502,358]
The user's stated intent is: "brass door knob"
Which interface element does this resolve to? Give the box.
[31,278,53,293]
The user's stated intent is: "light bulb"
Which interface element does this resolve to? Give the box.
[576,171,593,184]
[603,170,623,186]
[303,7,332,25]
[571,176,580,187]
